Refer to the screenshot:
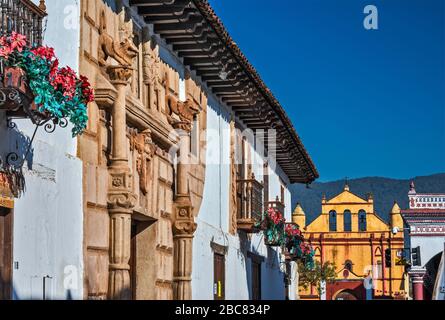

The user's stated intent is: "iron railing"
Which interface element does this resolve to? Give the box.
[0,0,46,46]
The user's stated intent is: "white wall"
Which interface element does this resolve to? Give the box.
[410,235,445,267]
[192,90,291,300]
[0,0,84,299]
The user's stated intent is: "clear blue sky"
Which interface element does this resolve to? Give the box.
[209,0,445,182]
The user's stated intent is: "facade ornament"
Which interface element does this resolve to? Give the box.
[142,36,163,87]
[166,96,200,132]
[98,9,138,68]
[130,129,156,195]
[106,65,134,85]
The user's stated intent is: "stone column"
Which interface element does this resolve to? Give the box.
[409,268,426,300]
[106,66,137,300]
[172,125,196,300]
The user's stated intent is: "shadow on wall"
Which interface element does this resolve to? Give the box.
[0,122,36,197]
[424,252,443,300]
[239,232,286,300]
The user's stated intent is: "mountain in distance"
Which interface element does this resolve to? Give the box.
[289,173,445,225]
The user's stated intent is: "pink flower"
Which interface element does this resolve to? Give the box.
[9,32,26,52]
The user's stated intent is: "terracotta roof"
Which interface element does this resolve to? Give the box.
[131,0,318,183]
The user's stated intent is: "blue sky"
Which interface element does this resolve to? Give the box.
[209,0,445,182]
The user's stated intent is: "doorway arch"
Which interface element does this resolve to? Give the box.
[333,289,359,300]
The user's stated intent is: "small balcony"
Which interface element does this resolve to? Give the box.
[267,196,285,214]
[0,0,47,46]
[236,173,263,233]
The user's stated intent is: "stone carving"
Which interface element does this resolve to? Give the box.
[166,96,200,132]
[130,129,156,195]
[107,66,134,84]
[98,10,138,68]
[142,36,163,87]
[107,191,137,210]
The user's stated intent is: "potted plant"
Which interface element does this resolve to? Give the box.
[256,207,286,247]
[0,32,93,136]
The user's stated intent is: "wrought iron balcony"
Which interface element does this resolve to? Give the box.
[0,0,47,46]
[236,173,264,233]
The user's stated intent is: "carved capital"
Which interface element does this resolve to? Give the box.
[107,168,137,211]
[173,195,196,236]
[107,191,137,211]
[107,66,133,85]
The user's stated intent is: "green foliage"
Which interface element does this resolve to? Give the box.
[298,260,337,295]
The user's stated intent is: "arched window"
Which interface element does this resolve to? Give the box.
[358,210,367,231]
[329,210,337,231]
[343,210,352,232]
[344,260,353,272]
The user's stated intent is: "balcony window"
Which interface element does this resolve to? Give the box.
[236,173,263,232]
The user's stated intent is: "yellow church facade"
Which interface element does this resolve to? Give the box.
[295,184,408,300]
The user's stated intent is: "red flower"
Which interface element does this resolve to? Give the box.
[9,32,27,52]
[79,75,94,103]
[267,208,285,225]
[31,46,56,61]
[51,66,78,100]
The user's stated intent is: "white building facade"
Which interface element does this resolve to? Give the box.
[0,0,84,300]
[1,0,318,300]
[402,182,445,300]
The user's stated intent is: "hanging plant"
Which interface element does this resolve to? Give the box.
[0,32,93,136]
[255,207,286,246]
[284,223,315,269]
[284,223,304,255]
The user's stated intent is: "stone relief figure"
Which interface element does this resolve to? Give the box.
[98,9,138,68]
[142,33,165,111]
[165,72,200,131]
[130,129,156,195]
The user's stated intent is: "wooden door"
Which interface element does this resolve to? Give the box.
[0,207,13,300]
[213,253,225,300]
[252,260,261,300]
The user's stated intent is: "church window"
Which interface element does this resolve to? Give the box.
[329,210,337,231]
[358,210,367,231]
[343,210,352,232]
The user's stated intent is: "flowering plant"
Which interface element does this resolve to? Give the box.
[0,32,93,136]
[284,223,315,269]
[256,207,286,246]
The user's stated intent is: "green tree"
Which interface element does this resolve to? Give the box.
[298,261,337,296]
